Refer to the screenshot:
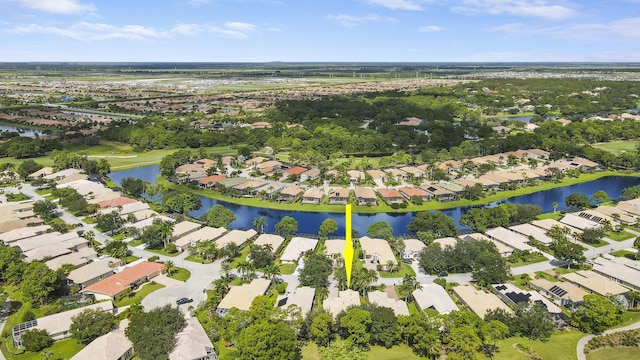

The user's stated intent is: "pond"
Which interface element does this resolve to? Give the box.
[0,124,43,137]
[109,165,640,236]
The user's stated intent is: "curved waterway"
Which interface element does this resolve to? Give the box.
[109,165,640,236]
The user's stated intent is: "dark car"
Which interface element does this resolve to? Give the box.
[437,271,448,277]
[176,297,193,305]
[402,258,413,265]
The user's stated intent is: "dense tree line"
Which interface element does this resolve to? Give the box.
[460,203,542,232]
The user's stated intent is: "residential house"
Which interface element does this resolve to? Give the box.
[328,188,350,205]
[359,236,397,269]
[169,318,218,360]
[67,257,120,289]
[174,226,227,251]
[216,279,271,317]
[280,237,319,264]
[13,302,115,348]
[324,239,346,265]
[81,261,165,300]
[301,188,325,204]
[413,284,459,315]
[253,233,285,254]
[529,278,587,310]
[398,186,430,202]
[492,284,567,326]
[70,320,133,360]
[401,239,426,260]
[376,188,404,204]
[368,291,410,316]
[452,285,512,318]
[353,187,377,206]
[215,229,258,249]
[419,183,454,202]
[276,287,316,318]
[279,185,304,202]
[323,290,360,318]
[484,227,536,252]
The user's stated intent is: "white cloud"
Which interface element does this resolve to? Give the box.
[361,0,425,11]
[7,0,95,14]
[418,25,445,32]
[7,22,161,41]
[224,22,256,32]
[490,17,640,42]
[170,24,205,36]
[208,22,258,39]
[451,0,576,20]
[328,13,395,27]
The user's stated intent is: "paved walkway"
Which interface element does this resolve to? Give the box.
[576,320,640,360]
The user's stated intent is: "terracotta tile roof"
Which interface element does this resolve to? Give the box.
[98,196,137,209]
[82,261,164,297]
[198,175,227,185]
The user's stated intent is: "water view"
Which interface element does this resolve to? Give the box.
[0,124,43,137]
[109,165,640,236]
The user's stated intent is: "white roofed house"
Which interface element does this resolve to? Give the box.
[214,229,258,249]
[280,237,319,264]
[323,239,346,266]
[174,226,227,252]
[401,239,426,260]
[368,291,410,316]
[359,236,397,270]
[413,283,459,315]
[70,320,133,360]
[323,289,360,318]
[216,278,271,317]
[169,317,218,360]
[276,286,316,318]
[67,257,120,289]
[252,233,285,254]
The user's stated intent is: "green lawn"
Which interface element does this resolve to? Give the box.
[301,340,420,360]
[615,310,640,328]
[379,263,416,278]
[593,140,639,155]
[611,250,636,259]
[606,231,635,242]
[145,248,181,257]
[82,217,96,224]
[124,255,140,264]
[536,212,563,221]
[5,193,29,202]
[587,348,640,360]
[493,330,584,360]
[279,263,297,275]
[507,254,548,267]
[114,282,165,307]
[185,254,212,264]
[1,338,84,360]
[169,267,191,281]
[229,247,251,268]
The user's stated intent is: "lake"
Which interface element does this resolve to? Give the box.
[0,124,43,137]
[109,165,640,236]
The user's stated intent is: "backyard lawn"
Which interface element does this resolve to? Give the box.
[493,330,584,360]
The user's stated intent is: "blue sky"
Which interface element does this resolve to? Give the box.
[1,0,640,62]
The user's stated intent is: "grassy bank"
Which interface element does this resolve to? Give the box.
[161,170,640,214]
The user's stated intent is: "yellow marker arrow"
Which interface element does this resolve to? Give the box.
[344,204,354,288]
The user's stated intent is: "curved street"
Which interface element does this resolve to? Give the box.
[576,320,640,360]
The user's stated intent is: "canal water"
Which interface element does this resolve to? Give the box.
[109,165,640,236]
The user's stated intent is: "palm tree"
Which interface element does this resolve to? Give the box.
[252,216,268,234]
[385,260,397,274]
[552,201,558,213]
[110,245,128,264]
[263,263,281,281]
[236,259,251,279]
[212,278,230,298]
[156,220,175,249]
[204,242,219,261]
[164,260,177,276]
[40,351,53,360]
[220,261,232,279]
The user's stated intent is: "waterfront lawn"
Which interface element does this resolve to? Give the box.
[536,212,563,221]
[380,263,416,278]
[493,330,584,360]
[587,348,640,360]
[169,267,191,281]
[114,282,165,307]
[606,231,635,241]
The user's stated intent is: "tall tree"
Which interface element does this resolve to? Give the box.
[572,294,622,333]
[70,308,118,345]
[319,218,338,238]
[407,211,457,237]
[125,305,185,360]
[236,321,300,360]
[252,216,268,233]
[275,216,298,237]
[200,204,236,228]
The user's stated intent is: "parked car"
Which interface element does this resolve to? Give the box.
[402,258,413,265]
[176,297,193,305]
[438,271,448,277]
